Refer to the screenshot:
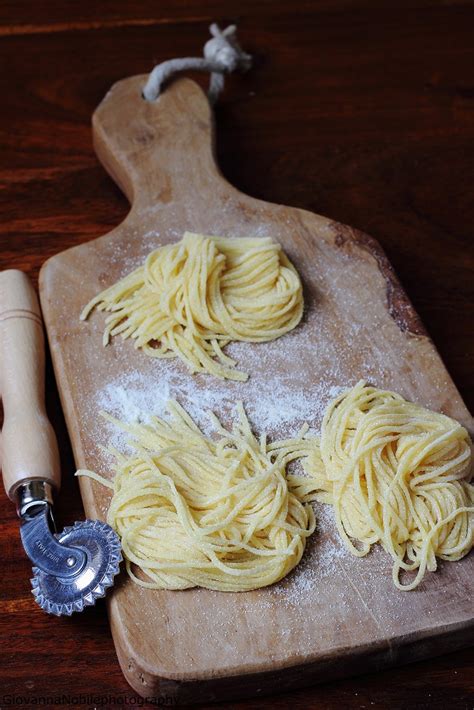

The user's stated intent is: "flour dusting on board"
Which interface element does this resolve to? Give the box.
[96,365,342,446]
[93,308,347,448]
[270,503,351,606]
[88,294,379,598]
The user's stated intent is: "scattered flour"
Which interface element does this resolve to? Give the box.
[93,304,350,450]
[89,312,353,602]
[271,503,350,606]
[85,247,386,600]
[96,360,343,448]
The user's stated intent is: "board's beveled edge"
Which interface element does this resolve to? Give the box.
[109,608,474,704]
[327,220,427,337]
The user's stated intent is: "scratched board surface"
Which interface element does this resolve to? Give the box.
[39,77,474,704]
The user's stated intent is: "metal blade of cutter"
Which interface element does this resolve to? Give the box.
[20,504,122,616]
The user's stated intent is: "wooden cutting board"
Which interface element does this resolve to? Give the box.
[39,75,474,704]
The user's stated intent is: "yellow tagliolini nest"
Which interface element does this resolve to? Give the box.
[78,402,315,592]
[299,381,474,590]
[81,232,303,380]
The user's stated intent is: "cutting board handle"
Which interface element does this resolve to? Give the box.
[0,270,61,500]
[93,75,227,211]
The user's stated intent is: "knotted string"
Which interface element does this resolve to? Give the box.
[142,24,252,104]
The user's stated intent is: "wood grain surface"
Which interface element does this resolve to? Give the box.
[1,2,474,709]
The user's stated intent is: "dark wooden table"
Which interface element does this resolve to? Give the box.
[1,2,473,708]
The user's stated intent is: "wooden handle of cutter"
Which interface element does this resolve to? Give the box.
[0,270,60,500]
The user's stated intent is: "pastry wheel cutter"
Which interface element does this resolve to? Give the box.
[0,270,121,615]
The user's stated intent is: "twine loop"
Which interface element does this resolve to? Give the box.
[142,24,251,104]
